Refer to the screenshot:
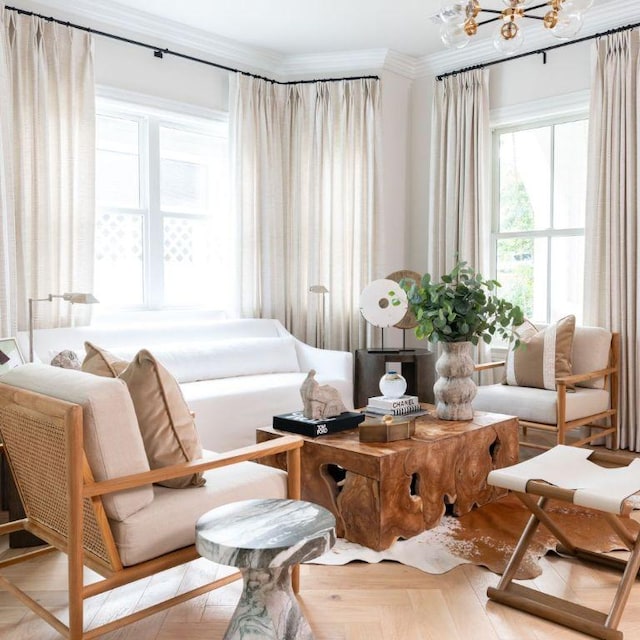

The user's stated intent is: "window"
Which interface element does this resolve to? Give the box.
[493,116,588,325]
[95,97,233,311]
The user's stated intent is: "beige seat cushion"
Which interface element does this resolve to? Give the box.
[504,315,576,390]
[0,364,153,521]
[82,342,129,377]
[110,457,288,566]
[120,349,205,489]
[473,383,610,425]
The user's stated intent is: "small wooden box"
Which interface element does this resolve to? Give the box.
[359,416,415,443]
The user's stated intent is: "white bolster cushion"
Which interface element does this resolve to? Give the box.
[141,337,301,383]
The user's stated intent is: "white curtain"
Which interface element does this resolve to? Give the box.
[427,69,490,279]
[583,30,640,451]
[0,7,95,337]
[230,74,380,352]
[428,69,491,368]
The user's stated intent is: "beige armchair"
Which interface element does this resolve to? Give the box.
[0,364,303,639]
[473,326,619,450]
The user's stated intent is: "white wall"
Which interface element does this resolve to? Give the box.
[94,37,229,111]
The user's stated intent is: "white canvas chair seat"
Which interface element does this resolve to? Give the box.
[487,446,640,640]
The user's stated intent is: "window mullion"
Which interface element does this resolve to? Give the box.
[147,117,163,309]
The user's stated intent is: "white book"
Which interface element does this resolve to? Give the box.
[368,395,420,410]
[365,403,424,416]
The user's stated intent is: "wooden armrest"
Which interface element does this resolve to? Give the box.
[84,435,304,499]
[474,360,506,372]
[556,366,616,386]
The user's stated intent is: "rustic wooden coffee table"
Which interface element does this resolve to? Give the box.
[256,407,518,551]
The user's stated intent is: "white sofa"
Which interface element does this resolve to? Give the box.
[17,314,353,452]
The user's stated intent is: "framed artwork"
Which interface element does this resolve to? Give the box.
[0,337,25,374]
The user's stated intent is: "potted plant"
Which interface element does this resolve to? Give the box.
[400,260,524,421]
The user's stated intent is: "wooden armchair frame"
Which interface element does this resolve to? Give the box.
[475,332,620,450]
[0,382,304,640]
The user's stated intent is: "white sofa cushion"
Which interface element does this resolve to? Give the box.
[473,383,610,425]
[136,337,301,384]
[0,364,153,521]
[181,372,353,451]
[110,456,288,566]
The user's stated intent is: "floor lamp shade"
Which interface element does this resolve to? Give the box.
[28,292,99,362]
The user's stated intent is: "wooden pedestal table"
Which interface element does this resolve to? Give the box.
[257,408,519,551]
[196,498,335,640]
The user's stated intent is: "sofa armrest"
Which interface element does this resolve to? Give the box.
[294,341,353,382]
[84,435,303,499]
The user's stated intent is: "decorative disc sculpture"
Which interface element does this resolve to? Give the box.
[359,278,408,328]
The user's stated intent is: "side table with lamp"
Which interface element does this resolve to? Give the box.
[355,271,436,408]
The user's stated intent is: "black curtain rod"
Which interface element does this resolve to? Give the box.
[4,5,378,85]
[437,20,640,81]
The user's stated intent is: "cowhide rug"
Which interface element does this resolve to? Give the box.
[310,493,639,580]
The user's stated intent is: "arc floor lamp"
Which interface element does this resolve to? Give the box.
[28,293,99,362]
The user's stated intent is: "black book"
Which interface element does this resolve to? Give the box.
[273,411,365,437]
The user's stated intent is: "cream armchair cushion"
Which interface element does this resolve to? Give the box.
[473,326,619,449]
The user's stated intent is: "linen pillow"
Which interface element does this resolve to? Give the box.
[504,315,576,390]
[119,349,205,489]
[82,342,129,378]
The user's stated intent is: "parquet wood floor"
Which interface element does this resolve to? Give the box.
[2,438,639,639]
[1,539,640,639]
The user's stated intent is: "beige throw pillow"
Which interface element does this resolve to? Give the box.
[119,349,205,489]
[504,315,576,390]
[82,342,129,378]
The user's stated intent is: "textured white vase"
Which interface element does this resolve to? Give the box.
[433,341,476,420]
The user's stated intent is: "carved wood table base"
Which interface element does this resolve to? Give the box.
[257,408,519,551]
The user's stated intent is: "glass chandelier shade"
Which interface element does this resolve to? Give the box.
[438,0,594,55]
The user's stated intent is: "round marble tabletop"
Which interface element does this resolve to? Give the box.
[196,498,336,569]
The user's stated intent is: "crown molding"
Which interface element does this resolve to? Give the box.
[10,0,638,82]
[278,49,389,79]
[10,0,284,76]
[418,0,640,78]
[9,0,420,79]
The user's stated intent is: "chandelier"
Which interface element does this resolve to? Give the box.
[437,0,595,55]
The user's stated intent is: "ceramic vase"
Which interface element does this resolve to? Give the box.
[433,341,476,420]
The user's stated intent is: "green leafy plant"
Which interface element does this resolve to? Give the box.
[400,260,524,346]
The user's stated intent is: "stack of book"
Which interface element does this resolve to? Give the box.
[364,394,426,416]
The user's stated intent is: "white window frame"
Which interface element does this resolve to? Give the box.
[490,92,589,326]
[95,87,229,310]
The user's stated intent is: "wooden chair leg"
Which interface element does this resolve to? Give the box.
[488,494,640,640]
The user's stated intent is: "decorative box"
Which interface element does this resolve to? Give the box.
[358,414,416,443]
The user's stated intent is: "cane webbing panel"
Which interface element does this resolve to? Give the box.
[0,404,114,569]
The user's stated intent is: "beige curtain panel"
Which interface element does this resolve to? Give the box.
[428,68,491,368]
[584,30,640,450]
[0,6,95,336]
[427,68,490,280]
[230,74,380,352]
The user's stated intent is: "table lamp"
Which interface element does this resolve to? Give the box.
[28,292,99,362]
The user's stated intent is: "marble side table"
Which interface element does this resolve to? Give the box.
[196,498,336,640]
